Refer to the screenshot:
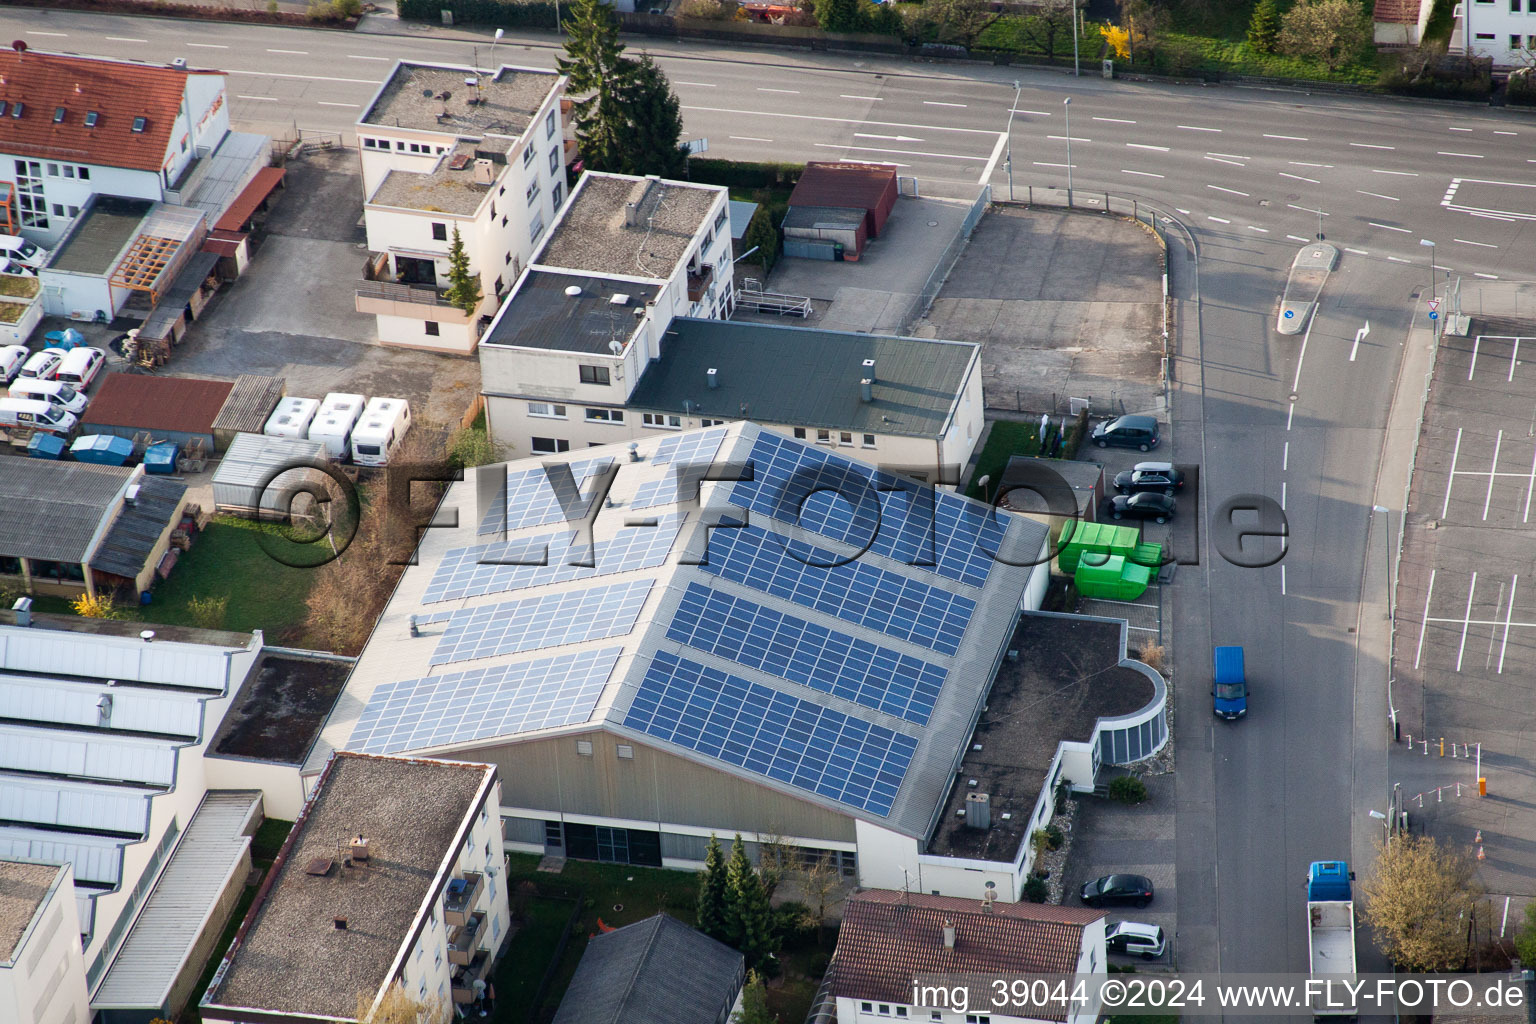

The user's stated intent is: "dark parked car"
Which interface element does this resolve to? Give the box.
[1107,493,1176,523]
[1113,462,1185,496]
[1091,415,1160,451]
[1080,874,1155,908]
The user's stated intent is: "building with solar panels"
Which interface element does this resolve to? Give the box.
[309,423,1169,900]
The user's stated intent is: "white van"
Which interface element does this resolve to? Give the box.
[9,378,89,415]
[18,348,65,381]
[264,396,320,439]
[0,234,51,272]
[55,347,105,390]
[0,397,77,434]
[0,345,26,384]
[350,397,412,466]
[307,392,366,459]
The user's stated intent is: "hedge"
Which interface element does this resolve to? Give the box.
[398,0,559,27]
[686,157,803,190]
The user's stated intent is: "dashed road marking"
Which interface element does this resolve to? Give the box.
[1208,185,1250,196]
[1127,143,1170,151]
[1265,133,1307,140]
[1280,172,1321,183]
[1094,117,1136,124]
[1178,124,1222,132]
[1455,238,1499,248]
[1121,169,1165,177]
[1370,222,1411,232]
[1350,142,1395,150]
[1357,190,1400,201]
[1438,151,1485,158]
[1208,216,1232,223]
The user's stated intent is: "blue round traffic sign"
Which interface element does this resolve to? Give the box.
[1284,310,1295,319]
[1429,311,1439,320]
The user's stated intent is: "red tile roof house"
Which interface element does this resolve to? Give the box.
[0,49,260,248]
[823,891,1107,1024]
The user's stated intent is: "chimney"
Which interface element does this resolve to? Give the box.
[860,378,874,403]
[862,358,876,383]
[707,368,719,389]
[942,920,956,949]
[350,835,370,862]
[12,596,32,628]
[140,630,156,643]
[334,917,349,930]
[472,158,496,185]
[964,791,991,830]
[624,201,640,228]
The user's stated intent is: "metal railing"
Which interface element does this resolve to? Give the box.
[354,280,458,309]
[908,184,992,329]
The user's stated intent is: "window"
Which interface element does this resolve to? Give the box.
[490,201,497,219]
[793,428,807,439]
[1514,34,1524,48]
[816,429,831,444]
[862,1005,873,1014]
[424,321,440,336]
[549,148,561,175]
[585,408,624,423]
[966,1016,991,1024]
[395,140,406,150]
[526,178,540,205]
[839,432,853,444]
[502,216,508,228]
[1476,32,1497,39]
[434,951,442,969]
[529,211,546,243]
[416,946,424,961]
[896,1011,908,1019]
[545,820,564,847]
[529,402,567,419]
[494,275,504,295]
[576,739,593,755]
[545,110,557,138]
[701,418,725,427]
[53,107,66,123]
[1529,35,1536,49]
[431,222,447,241]
[10,103,25,119]
[552,180,563,208]
[642,413,682,428]
[47,162,60,177]
[714,208,728,234]
[0,102,7,117]
[531,437,570,454]
[361,137,376,148]
[578,364,610,386]
[616,744,634,759]
[1514,0,1523,10]
[862,433,876,448]
[419,980,427,999]
[523,145,535,167]
[491,916,501,940]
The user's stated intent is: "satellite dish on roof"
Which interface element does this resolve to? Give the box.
[12,40,28,53]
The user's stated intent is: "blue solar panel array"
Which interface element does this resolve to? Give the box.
[652,427,728,466]
[349,647,623,754]
[729,433,1007,588]
[698,525,974,656]
[623,651,918,816]
[430,579,652,666]
[424,515,682,603]
[668,583,945,725]
[478,458,611,536]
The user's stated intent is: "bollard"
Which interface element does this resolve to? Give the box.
[1440,737,1445,756]
[1438,787,1443,802]
[1407,733,1413,748]
[1452,745,1458,758]
[1457,783,1462,797]
[1479,776,1487,796]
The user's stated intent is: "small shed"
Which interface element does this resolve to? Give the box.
[998,456,1105,528]
[784,161,898,257]
[211,375,286,451]
[782,206,867,262]
[81,374,235,453]
[212,432,330,518]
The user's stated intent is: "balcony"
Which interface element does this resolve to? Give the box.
[449,950,492,1003]
[686,264,714,304]
[447,911,485,966]
[443,871,483,927]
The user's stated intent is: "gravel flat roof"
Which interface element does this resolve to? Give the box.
[363,63,558,138]
[538,174,722,278]
[0,860,62,962]
[369,140,492,216]
[206,754,490,1019]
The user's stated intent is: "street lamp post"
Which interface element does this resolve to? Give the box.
[1005,80,1021,202]
[1071,0,1080,77]
[490,27,503,71]
[1064,96,1073,208]
[1421,238,1438,340]
[1369,809,1390,849]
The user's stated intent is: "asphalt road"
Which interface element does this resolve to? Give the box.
[12,8,1533,991]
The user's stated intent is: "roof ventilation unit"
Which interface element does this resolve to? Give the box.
[964,791,991,830]
[609,293,630,306]
[860,378,873,403]
[862,358,877,382]
[12,596,32,627]
[706,368,719,389]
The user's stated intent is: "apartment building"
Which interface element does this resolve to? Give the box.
[1457,0,1536,64]
[0,860,89,1024]
[201,753,509,1024]
[0,49,267,247]
[354,61,569,354]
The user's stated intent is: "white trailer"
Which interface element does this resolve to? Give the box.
[307,392,365,459]
[1306,861,1357,1020]
[350,397,412,467]
[264,396,320,439]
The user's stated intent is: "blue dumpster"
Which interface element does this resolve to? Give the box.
[27,434,66,459]
[143,442,180,474]
[71,434,134,465]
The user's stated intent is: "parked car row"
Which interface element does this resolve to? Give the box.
[0,344,106,435]
[264,392,413,466]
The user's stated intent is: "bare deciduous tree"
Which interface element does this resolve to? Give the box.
[1360,834,1481,971]
[356,980,447,1024]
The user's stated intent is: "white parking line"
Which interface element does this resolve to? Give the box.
[1415,567,1437,668]
[1345,247,1369,255]
[1443,428,1464,517]
[268,48,309,54]
[1470,335,1482,379]
[729,136,774,142]
[1208,185,1249,196]
[1094,117,1136,124]
[1178,124,1222,132]
[1454,238,1499,248]
[1526,445,1536,522]
[186,43,229,48]
[317,101,359,108]
[1126,143,1170,151]
[1205,156,1245,167]
[1121,169,1165,178]
[1439,151,1485,158]
[1288,160,1330,168]
[1370,222,1411,232]
[1500,576,1518,672]
[1286,205,1328,216]
[1387,255,1411,263]
[1047,135,1092,143]
[1456,572,1479,673]
[1476,272,1500,279]
[107,36,149,42]
[1357,190,1400,201]
[675,81,717,87]
[1286,234,1309,242]
[760,88,801,94]
[841,94,881,101]
[1351,142,1395,150]
[238,95,278,102]
[1484,430,1503,521]
[1208,216,1232,224]
[1033,162,1076,168]
[1514,338,1523,383]
[1265,133,1308,140]
[348,54,392,60]
[1280,172,1321,183]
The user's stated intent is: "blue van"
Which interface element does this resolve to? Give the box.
[1213,645,1248,719]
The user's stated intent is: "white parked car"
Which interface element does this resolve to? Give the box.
[0,345,27,384]
[17,348,65,381]
[55,347,106,389]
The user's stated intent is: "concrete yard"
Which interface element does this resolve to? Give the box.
[915,205,1165,420]
[1393,284,1536,903]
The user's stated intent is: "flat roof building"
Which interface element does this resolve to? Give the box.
[0,860,90,1024]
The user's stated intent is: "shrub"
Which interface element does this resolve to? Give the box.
[680,0,728,17]
[72,593,125,620]
[687,157,803,189]
[447,425,501,468]
[187,594,229,631]
[1022,876,1048,903]
[332,0,363,15]
[1108,775,1149,805]
[398,0,561,28]
[1044,823,1065,850]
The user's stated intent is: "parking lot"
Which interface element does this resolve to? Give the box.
[1395,317,1536,899]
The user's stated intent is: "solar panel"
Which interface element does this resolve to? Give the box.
[698,525,974,656]
[477,457,611,536]
[430,579,653,666]
[668,582,945,725]
[349,647,623,754]
[652,427,728,467]
[624,651,918,816]
[729,433,1007,588]
[424,515,682,603]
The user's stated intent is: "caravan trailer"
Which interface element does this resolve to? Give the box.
[306,392,365,459]
[264,396,320,439]
[350,397,412,467]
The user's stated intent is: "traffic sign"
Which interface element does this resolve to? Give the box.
[1428,298,1441,312]
[1284,310,1295,319]
[1429,311,1440,321]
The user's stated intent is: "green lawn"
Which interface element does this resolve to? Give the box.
[138,517,318,636]
[491,895,580,1022]
[966,420,1046,500]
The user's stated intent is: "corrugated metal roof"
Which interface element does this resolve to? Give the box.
[93,791,260,1009]
[552,914,742,1024]
[81,375,234,437]
[94,476,187,580]
[0,674,203,737]
[139,250,222,343]
[0,623,244,690]
[0,461,131,564]
[211,433,326,488]
[788,161,897,212]
[0,725,177,788]
[782,204,866,230]
[0,827,123,887]
[625,319,977,438]
[0,775,155,836]
[213,166,286,234]
[210,375,285,435]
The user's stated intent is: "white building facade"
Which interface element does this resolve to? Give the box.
[1458,0,1536,65]
[354,62,569,355]
[0,861,90,1024]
